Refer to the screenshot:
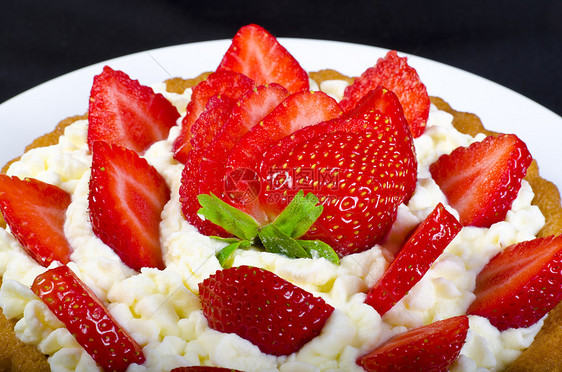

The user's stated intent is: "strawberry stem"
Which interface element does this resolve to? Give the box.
[197,190,339,266]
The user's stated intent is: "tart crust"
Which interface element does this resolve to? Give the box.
[0,70,560,371]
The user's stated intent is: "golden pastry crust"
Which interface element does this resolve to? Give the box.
[0,71,560,371]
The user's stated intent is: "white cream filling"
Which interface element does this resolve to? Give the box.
[0,80,547,372]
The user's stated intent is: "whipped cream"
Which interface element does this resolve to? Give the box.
[0,79,546,372]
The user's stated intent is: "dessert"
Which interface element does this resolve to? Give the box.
[1,23,561,371]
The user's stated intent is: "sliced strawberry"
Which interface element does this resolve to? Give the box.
[172,71,255,163]
[32,265,145,371]
[429,134,532,227]
[356,315,469,372]
[217,24,309,94]
[89,141,169,271]
[88,65,180,153]
[467,235,562,330]
[0,175,72,267]
[340,50,430,137]
[180,84,288,236]
[224,90,340,191]
[199,265,334,356]
[365,203,462,315]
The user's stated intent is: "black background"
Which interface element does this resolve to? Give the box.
[1,0,561,117]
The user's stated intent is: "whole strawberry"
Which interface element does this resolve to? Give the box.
[199,265,334,356]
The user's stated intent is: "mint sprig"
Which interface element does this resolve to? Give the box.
[197,190,340,267]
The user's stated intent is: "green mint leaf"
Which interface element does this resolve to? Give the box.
[273,190,323,239]
[258,223,311,259]
[216,239,252,268]
[197,194,259,241]
[297,239,340,265]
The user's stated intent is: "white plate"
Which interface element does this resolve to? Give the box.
[1,39,561,188]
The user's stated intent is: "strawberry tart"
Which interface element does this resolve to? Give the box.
[1,24,562,371]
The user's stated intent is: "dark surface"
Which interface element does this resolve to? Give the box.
[1,0,561,117]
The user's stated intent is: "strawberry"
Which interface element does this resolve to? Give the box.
[0,175,72,267]
[356,315,469,372]
[429,134,532,227]
[365,203,462,315]
[173,71,255,163]
[340,50,430,137]
[198,265,334,356]
[32,265,145,371]
[217,24,309,94]
[260,127,416,257]
[180,84,288,236]
[467,235,562,330]
[223,90,341,222]
[88,65,180,153]
[89,141,169,271]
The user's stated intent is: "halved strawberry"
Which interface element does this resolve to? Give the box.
[0,175,72,266]
[32,265,145,371]
[365,203,462,315]
[217,24,309,94]
[429,134,532,227]
[199,265,334,356]
[340,50,430,138]
[356,315,469,371]
[172,71,255,163]
[467,235,562,330]
[180,84,288,236]
[89,141,169,271]
[88,65,180,153]
[224,90,341,198]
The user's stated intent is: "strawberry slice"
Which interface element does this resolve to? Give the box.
[0,175,72,266]
[180,84,288,236]
[173,71,255,163]
[430,134,532,227]
[340,50,430,138]
[356,315,469,372]
[217,24,309,94]
[89,141,169,271]
[260,128,416,257]
[365,203,462,315]
[88,65,180,153]
[32,265,145,371]
[224,89,340,199]
[467,235,562,330]
[199,265,334,356]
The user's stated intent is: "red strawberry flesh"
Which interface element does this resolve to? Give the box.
[357,315,468,372]
[89,141,169,271]
[88,65,180,153]
[430,134,532,227]
[467,235,562,330]
[198,265,334,356]
[32,265,145,371]
[217,24,309,94]
[0,175,72,267]
[173,71,255,163]
[365,203,462,315]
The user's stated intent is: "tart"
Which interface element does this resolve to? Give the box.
[1,24,561,371]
